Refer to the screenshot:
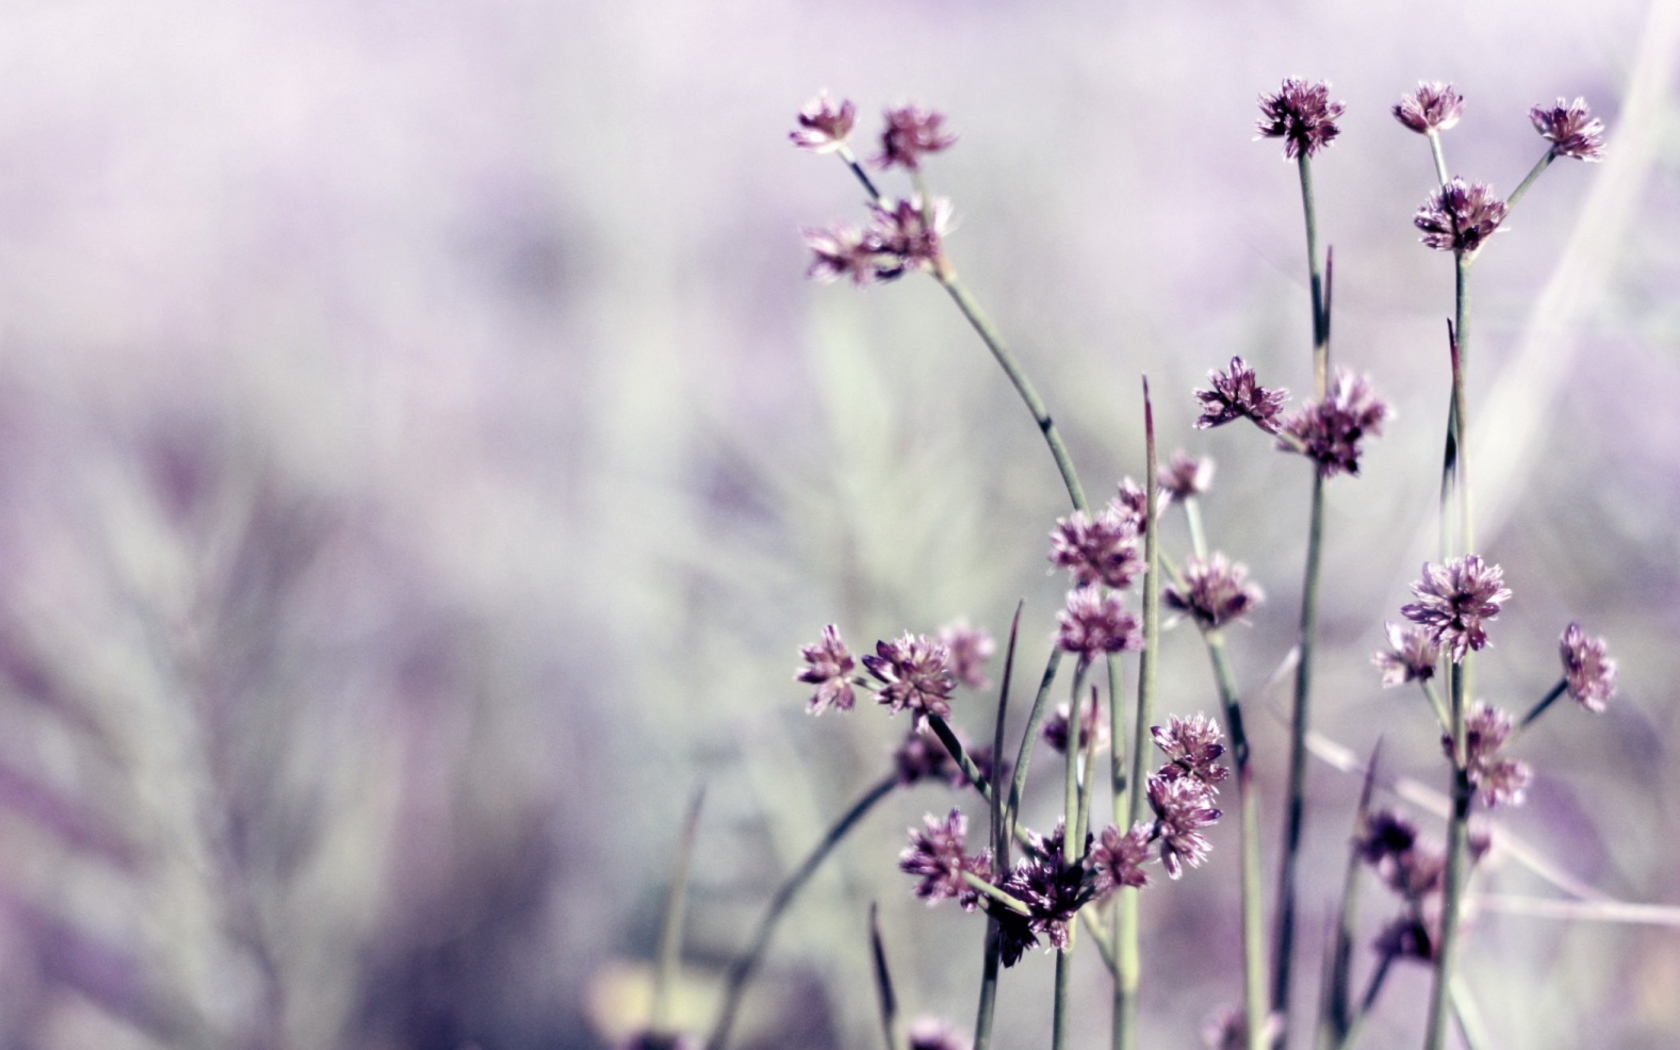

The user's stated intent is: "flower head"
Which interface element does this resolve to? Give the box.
[1195,357,1289,433]
[1372,621,1441,688]
[1043,696,1109,756]
[1530,97,1606,161]
[1056,589,1143,657]
[1089,821,1152,898]
[1278,369,1391,478]
[1414,178,1507,255]
[866,196,952,279]
[797,624,856,714]
[1355,808,1420,867]
[1559,622,1616,712]
[1400,555,1511,662]
[900,808,990,910]
[1256,78,1346,159]
[864,633,957,721]
[998,823,1090,952]
[938,620,995,690]
[1393,82,1464,133]
[875,104,957,171]
[907,1019,971,1050]
[1147,775,1222,878]
[790,91,857,154]
[1151,713,1230,789]
[803,224,880,285]
[1110,478,1149,529]
[1450,702,1531,808]
[1165,552,1263,629]
[1048,507,1142,590]
[1160,451,1215,503]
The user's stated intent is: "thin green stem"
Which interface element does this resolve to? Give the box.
[705,773,898,1050]
[940,275,1089,512]
[974,605,1022,1050]
[1424,662,1471,1050]
[1053,951,1074,1050]
[1206,634,1269,1050]
[1008,648,1066,841]
[1317,745,1381,1050]
[1296,154,1328,396]
[1185,496,1210,562]
[1425,130,1450,188]
[928,713,993,801]
[1505,148,1557,212]
[653,786,707,1033]
[1064,668,1087,864]
[963,870,1033,916]
[1420,679,1452,735]
[1453,259,1473,555]
[1519,678,1570,732]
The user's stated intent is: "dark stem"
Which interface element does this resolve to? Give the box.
[1296,153,1328,397]
[1519,678,1570,731]
[837,146,882,203]
[1317,744,1381,1050]
[928,713,993,800]
[705,773,898,1050]
[868,903,900,1050]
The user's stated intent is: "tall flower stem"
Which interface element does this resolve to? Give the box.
[1296,153,1329,393]
[1052,664,1087,1050]
[1425,661,1472,1050]
[1452,259,1473,555]
[1113,380,1160,1050]
[1206,634,1270,1050]
[1518,679,1569,731]
[974,604,1024,1050]
[1008,648,1066,839]
[705,773,898,1050]
[1505,148,1557,211]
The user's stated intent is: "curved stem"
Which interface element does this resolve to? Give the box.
[705,773,898,1050]
[1518,679,1570,732]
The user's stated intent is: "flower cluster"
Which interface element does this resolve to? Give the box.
[875,104,957,171]
[789,91,857,154]
[1372,622,1442,688]
[796,624,856,714]
[1451,702,1531,808]
[1042,695,1108,756]
[1159,451,1214,503]
[1165,552,1264,629]
[1056,588,1143,657]
[805,197,952,285]
[938,620,995,690]
[1278,370,1392,478]
[1194,356,1289,433]
[1256,77,1346,160]
[1393,81,1464,134]
[1399,555,1511,662]
[900,808,991,910]
[1357,809,1445,963]
[1049,506,1142,590]
[1559,622,1616,712]
[1151,714,1231,787]
[864,632,957,722]
[1530,97,1606,161]
[1414,178,1507,255]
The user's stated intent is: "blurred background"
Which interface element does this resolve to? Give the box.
[0,0,1676,1048]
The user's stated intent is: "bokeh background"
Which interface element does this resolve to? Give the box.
[1,0,1677,1048]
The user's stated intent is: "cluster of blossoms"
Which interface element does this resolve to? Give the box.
[1165,552,1263,630]
[1042,694,1108,756]
[1560,621,1617,711]
[1256,77,1346,159]
[1049,481,1149,659]
[1358,808,1448,963]
[1159,450,1214,504]
[1194,357,1391,480]
[796,621,995,727]
[1398,555,1512,663]
[1452,702,1531,807]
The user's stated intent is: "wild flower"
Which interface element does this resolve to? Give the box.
[1048,507,1142,589]
[1256,77,1346,159]
[866,196,952,279]
[938,620,995,690]
[1451,702,1531,807]
[1109,478,1149,529]
[1043,696,1108,755]
[900,808,990,910]
[796,624,856,714]
[875,104,957,171]
[1194,356,1289,433]
[1147,775,1222,878]
[1559,622,1616,712]
[1392,82,1464,133]
[1165,552,1263,629]
[864,632,957,721]
[1056,589,1143,657]
[1372,622,1441,687]
[802,224,880,285]
[1159,451,1215,503]
[1399,555,1511,662]
[1530,97,1606,160]
[1277,370,1391,478]
[789,91,857,153]
[1151,713,1230,789]
[1414,178,1507,255]
[1089,822,1152,897]
[1001,823,1090,952]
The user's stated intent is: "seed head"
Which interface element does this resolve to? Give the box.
[1160,451,1215,503]
[1393,82,1464,133]
[1048,507,1142,590]
[803,224,880,285]
[875,104,957,171]
[1400,555,1511,662]
[1414,178,1507,255]
[998,823,1090,952]
[1056,589,1143,657]
[1195,356,1289,433]
[1278,369,1391,478]
[1530,97,1606,161]
[1559,622,1616,712]
[865,196,951,279]
[1165,552,1263,629]
[863,632,957,722]
[797,624,856,714]
[1256,78,1346,159]
[1372,621,1441,688]
[1110,478,1149,530]
[790,91,857,154]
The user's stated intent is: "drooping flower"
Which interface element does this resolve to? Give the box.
[1530,97,1606,161]
[1160,451,1215,503]
[1194,356,1289,433]
[1256,78,1346,159]
[1277,369,1392,478]
[1147,775,1222,879]
[1165,553,1264,629]
[1450,702,1531,808]
[1089,821,1152,897]
[1393,82,1464,133]
[1559,622,1616,712]
[938,620,995,690]
[864,633,957,721]
[803,224,880,285]
[1372,621,1442,688]
[790,91,857,154]
[1043,696,1109,756]
[1414,178,1508,255]
[1056,589,1143,657]
[906,1019,971,1050]
[1151,713,1230,789]
[1400,555,1511,662]
[875,104,957,171]
[900,809,990,910]
[797,624,856,714]
[1048,507,1142,590]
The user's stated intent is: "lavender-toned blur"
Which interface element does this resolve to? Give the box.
[0,2,1676,1049]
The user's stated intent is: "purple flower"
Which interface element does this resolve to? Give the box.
[1559,622,1616,712]
[1160,451,1215,503]
[1146,775,1221,879]
[1530,97,1606,161]
[865,196,951,279]
[1151,713,1230,789]
[1048,507,1142,590]
[1355,808,1420,867]
[1372,622,1441,688]
[1110,478,1149,529]
[790,91,857,154]
[1165,553,1263,630]
[1414,178,1508,255]
[803,224,880,285]
[938,620,995,690]
[1089,821,1152,897]
[1393,82,1464,134]
[1043,696,1109,756]
[1278,369,1391,478]
[875,104,957,171]
[998,823,1090,952]
[900,808,990,910]
[864,632,957,721]
[797,624,856,714]
[894,724,996,789]
[1400,555,1511,662]
[1056,589,1143,657]
[907,1019,971,1050]
[1256,78,1346,159]
[1195,356,1289,433]
[1450,702,1531,808]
